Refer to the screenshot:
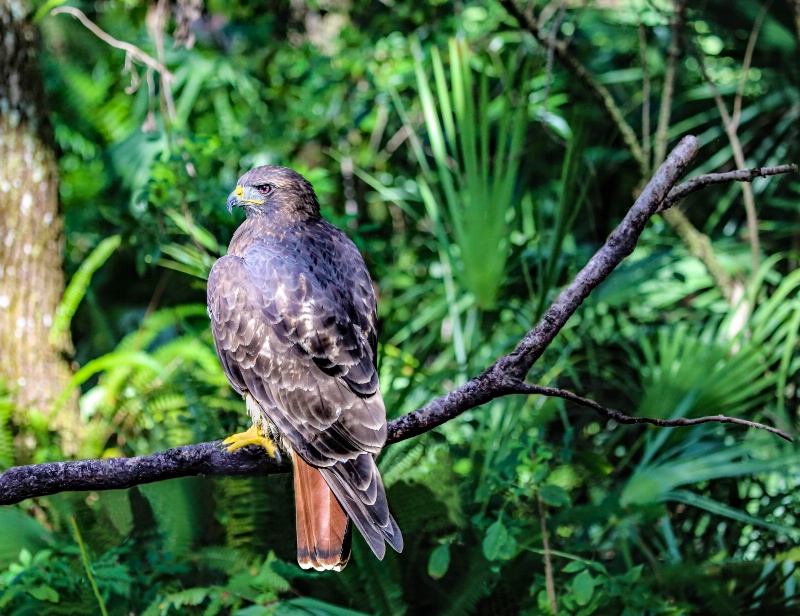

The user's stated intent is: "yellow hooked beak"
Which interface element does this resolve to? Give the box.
[227,185,265,212]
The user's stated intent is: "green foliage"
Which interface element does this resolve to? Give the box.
[0,384,15,470]
[143,553,292,616]
[4,0,799,614]
[50,235,121,347]
[58,305,234,459]
[0,510,54,567]
[405,38,529,311]
[71,517,110,616]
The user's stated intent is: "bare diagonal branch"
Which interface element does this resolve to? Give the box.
[493,135,698,380]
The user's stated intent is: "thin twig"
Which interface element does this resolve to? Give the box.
[653,0,735,304]
[510,383,793,442]
[659,165,797,212]
[795,0,800,41]
[499,0,646,174]
[538,491,558,615]
[631,526,663,582]
[541,1,569,111]
[145,0,197,177]
[694,4,771,276]
[732,2,772,131]
[51,7,173,80]
[638,21,651,172]
[653,0,685,168]
[148,0,178,122]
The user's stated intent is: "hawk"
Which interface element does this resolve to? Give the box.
[207,166,403,571]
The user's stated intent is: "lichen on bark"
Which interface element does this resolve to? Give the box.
[0,0,80,454]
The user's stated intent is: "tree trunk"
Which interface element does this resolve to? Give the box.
[0,1,79,455]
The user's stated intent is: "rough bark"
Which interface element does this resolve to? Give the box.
[0,1,79,453]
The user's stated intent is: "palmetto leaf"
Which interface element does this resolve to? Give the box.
[407,39,529,311]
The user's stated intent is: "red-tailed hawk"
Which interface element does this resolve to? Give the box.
[207,166,402,571]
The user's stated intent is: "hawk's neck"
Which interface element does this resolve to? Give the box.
[227,215,324,258]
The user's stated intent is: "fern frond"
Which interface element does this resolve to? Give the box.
[441,546,493,616]
[342,541,407,615]
[379,439,425,488]
[50,235,121,346]
[215,477,273,557]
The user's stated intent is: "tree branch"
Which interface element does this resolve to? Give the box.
[51,7,173,80]
[0,138,796,507]
[659,164,798,212]
[510,383,792,442]
[0,441,285,506]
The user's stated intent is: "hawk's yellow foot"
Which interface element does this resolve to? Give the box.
[223,425,278,459]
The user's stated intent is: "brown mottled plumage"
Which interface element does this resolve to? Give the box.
[207,166,402,570]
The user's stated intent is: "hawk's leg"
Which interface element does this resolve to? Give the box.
[223,393,285,462]
[222,425,278,459]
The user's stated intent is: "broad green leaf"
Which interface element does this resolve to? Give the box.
[27,585,59,603]
[562,560,588,573]
[539,484,572,507]
[428,544,451,579]
[623,565,644,583]
[483,519,517,561]
[572,570,595,606]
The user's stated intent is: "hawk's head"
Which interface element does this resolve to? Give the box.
[227,166,320,221]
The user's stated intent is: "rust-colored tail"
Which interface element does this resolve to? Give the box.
[292,450,351,571]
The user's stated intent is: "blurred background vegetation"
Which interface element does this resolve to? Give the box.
[1,0,799,613]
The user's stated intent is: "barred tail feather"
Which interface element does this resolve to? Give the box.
[320,454,404,560]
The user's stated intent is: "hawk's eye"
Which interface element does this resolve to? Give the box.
[254,184,273,196]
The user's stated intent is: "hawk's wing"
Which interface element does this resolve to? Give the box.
[207,221,402,557]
